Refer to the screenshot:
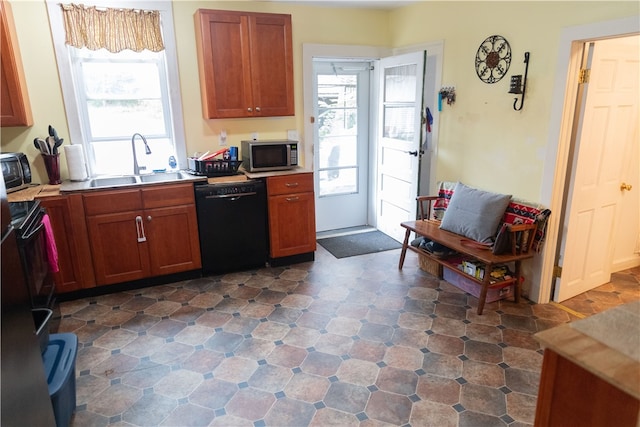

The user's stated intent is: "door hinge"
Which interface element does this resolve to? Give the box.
[578,68,590,84]
[553,265,562,279]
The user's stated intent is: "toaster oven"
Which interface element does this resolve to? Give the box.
[1,152,31,193]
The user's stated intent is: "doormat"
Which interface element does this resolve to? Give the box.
[318,230,402,259]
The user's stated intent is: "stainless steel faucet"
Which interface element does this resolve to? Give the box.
[131,133,152,175]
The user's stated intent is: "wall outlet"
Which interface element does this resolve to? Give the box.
[252,132,258,141]
[219,130,227,146]
[287,129,298,141]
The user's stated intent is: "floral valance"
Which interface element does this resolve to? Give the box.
[60,3,164,53]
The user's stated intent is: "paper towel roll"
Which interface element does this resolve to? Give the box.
[64,144,88,181]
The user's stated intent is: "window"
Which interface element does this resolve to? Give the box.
[46,0,186,177]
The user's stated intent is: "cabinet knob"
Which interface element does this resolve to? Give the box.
[255,107,261,112]
[147,216,152,221]
[247,107,253,112]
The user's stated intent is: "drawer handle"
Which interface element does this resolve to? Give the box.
[286,196,299,202]
[135,216,147,243]
[285,182,299,187]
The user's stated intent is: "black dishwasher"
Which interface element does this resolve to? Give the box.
[195,180,268,274]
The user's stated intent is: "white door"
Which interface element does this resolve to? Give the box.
[376,51,426,242]
[314,61,371,231]
[555,36,640,301]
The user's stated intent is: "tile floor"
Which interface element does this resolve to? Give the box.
[53,246,640,427]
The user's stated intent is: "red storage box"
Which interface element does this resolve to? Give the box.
[442,266,513,303]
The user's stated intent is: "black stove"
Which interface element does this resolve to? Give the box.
[9,200,41,235]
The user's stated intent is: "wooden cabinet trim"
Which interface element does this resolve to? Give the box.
[0,1,32,127]
[142,183,195,209]
[83,189,142,216]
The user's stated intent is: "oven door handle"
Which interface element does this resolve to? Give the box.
[20,222,45,242]
[135,216,147,243]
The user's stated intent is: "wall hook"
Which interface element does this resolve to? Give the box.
[509,52,530,111]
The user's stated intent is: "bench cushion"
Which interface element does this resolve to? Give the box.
[439,182,512,244]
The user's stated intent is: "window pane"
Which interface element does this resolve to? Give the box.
[318,167,358,197]
[82,62,161,99]
[383,106,415,141]
[87,99,165,138]
[384,64,417,102]
[92,138,176,176]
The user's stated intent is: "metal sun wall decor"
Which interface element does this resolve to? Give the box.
[475,35,512,84]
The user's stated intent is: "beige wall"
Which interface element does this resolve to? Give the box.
[1,0,638,198]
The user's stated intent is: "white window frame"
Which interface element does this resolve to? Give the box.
[46,0,187,177]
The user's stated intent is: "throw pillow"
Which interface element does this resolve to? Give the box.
[439,182,512,243]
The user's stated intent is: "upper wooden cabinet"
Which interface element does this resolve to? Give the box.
[194,9,294,119]
[0,1,32,127]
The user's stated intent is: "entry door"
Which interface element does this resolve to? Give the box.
[376,51,426,242]
[555,36,639,301]
[314,61,371,231]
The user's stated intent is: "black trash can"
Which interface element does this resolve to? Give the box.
[43,333,78,427]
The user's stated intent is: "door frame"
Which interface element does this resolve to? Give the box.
[302,42,443,231]
[535,16,640,304]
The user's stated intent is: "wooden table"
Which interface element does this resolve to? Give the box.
[399,220,535,314]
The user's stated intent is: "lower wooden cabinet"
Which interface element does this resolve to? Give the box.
[39,194,95,293]
[266,173,316,258]
[83,183,201,286]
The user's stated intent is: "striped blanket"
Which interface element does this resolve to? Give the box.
[430,181,551,252]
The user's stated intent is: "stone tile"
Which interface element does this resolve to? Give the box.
[365,390,413,425]
[375,366,418,395]
[358,322,394,342]
[324,382,370,413]
[75,374,110,406]
[397,311,433,331]
[122,394,177,426]
[310,408,359,427]
[121,359,170,389]
[421,352,463,379]
[204,331,244,353]
[301,351,342,377]
[465,323,503,344]
[160,403,215,427]
[91,353,139,380]
[326,317,362,336]
[284,371,330,402]
[213,357,258,383]
[505,367,540,396]
[121,313,161,333]
[416,374,461,405]
[409,400,458,427]
[251,321,290,341]
[348,339,387,363]
[314,333,353,356]
[501,329,540,351]
[188,292,224,309]
[336,358,380,386]
[462,359,505,388]
[181,348,224,374]
[149,341,194,365]
[170,305,205,323]
[460,383,507,417]
[458,410,508,427]
[383,345,424,371]
[144,300,182,317]
[502,346,543,372]
[501,313,537,332]
[189,378,238,410]
[247,363,292,392]
[507,392,538,425]
[391,327,429,348]
[234,337,275,360]
[266,344,308,368]
[431,316,466,337]
[282,326,321,348]
[154,369,203,399]
[121,334,166,358]
[263,397,316,426]
[173,324,214,346]
[427,333,464,356]
[464,340,503,364]
[147,318,187,339]
[89,383,142,417]
[226,387,275,420]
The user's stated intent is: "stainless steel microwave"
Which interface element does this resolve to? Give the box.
[241,140,298,172]
[1,152,31,193]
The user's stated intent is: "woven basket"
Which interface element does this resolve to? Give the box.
[418,254,443,279]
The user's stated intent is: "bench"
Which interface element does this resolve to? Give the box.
[398,182,551,315]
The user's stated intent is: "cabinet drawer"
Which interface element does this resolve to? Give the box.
[83,189,142,216]
[267,173,313,196]
[142,183,195,209]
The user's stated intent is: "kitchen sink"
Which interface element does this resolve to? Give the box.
[89,176,139,188]
[138,172,185,183]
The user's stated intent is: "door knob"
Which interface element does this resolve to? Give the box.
[620,183,633,191]
[408,150,418,157]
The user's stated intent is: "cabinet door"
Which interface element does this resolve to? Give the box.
[268,191,316,258]
[248,13,294,117]
[0,1,32,127]
[145,204,202,276]
[40,195,94,293]
[195,9,253,118]
[87,211,150,285]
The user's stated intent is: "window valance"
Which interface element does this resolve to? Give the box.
[60,3,164,53]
